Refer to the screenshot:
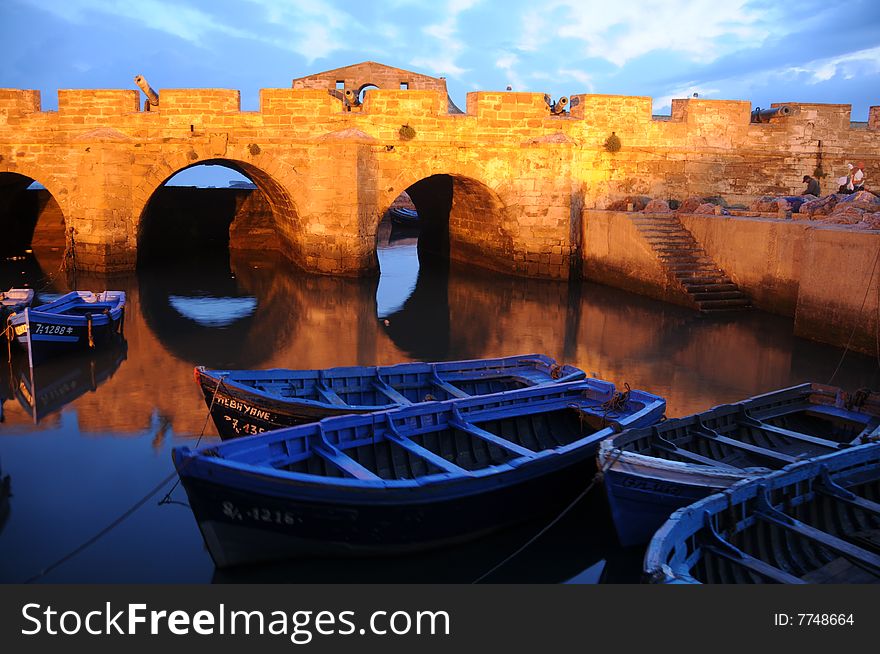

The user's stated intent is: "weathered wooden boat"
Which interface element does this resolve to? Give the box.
[172,379,666,567]
[644,442,880,583]
[598,383,880,546]
[389,206,420,226]
[7,291,125,365]
[11,338,128,423]
[195,354,586,439]
[1,288,34,320]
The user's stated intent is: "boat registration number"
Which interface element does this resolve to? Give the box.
[222,501,300,526]
[33,324,75,336]
[222,416,267,435]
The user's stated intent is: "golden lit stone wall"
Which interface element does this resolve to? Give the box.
[0,86,877,280]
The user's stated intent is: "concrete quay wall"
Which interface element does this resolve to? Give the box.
[583,209,880,355]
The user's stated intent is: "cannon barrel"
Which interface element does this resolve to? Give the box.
[134,75,159,109]
[751,105,791,123]
[343,89,361,107]
[550,96,568,115]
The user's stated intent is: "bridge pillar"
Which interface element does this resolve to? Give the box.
[69,143,137,273]
[282,141,380,277]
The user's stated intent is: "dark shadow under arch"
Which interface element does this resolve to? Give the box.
[0,172,66,255]
[137,159,296,267]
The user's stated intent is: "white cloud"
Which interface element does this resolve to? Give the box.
[558,68,593,92]
[784,46,880,84]
[495,51,525,90]
[516,0,775,67]
[411,0,480,78]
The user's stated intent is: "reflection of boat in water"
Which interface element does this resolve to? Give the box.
[173,380,665,568]
[7,291,126,365]
[599,383,880,547]
[212,488,613,583]
[195,353,586,438]
[11,338,128,423]
[644,443,880,584]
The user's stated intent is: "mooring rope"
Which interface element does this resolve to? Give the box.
[158,374,225,507]
[471,446,626,584]
[23,375,224,583]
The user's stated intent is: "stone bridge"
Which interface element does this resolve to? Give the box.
[1,65,878,279]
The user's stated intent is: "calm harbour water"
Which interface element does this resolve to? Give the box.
[1,223,878,583]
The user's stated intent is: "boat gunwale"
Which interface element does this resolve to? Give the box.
[643,442,880,584]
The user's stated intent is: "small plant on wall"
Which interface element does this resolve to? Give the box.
[399,124,416,140]
[603,132,621,153]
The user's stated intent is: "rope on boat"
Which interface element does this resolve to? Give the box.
[158,374,226,508]
[86,313,95,348]
[828,244,880,384]
[23,376,225,582]
[471,446,626,584]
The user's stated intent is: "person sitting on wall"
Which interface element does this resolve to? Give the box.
[852,161,866,191]
[802,175,821,196]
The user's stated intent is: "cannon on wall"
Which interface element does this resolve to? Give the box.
[544,94,569,115]
[751,105,792,123]
[135,75,159,111]
[344,89,362,107]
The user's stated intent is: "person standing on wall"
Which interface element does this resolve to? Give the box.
[852,161,866,191]
[802,174,821,196]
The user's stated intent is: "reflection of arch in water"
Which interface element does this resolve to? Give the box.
[0,251,69,298]
[137,251,300,369]
[135,157,299,266]
[0,171,67,255]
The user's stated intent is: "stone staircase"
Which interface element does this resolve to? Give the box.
[629,213,751,312]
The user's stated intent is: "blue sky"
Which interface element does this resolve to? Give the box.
[3,0,879,186]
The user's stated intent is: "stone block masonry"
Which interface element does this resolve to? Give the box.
[0,66,877,281]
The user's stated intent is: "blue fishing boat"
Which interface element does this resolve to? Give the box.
[195,353,586,439]
[389,206,420,226]
[7,290,126,365]
[598,383,880,547]
[172,379,665,567]
[644,443,880,583]
[0,288,34,320]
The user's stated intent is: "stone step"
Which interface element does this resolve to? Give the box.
[691,291,748,301]
[668,263,721,273]
[696,298,752,311]
[675,273,732,285]
[682,283,739,293]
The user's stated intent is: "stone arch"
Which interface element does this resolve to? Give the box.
[378,167,516,273]
[0,166,69,255]
[357,83,380,103]
[133,152,305,266]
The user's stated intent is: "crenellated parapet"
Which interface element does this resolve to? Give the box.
[0,79,877,280]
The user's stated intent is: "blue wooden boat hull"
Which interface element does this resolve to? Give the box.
[173,380,665,567]
[389,207,419,226]
[644,443,880,584]
[7,291,126,365]
[0,288,34,321]
[598,383,880,547]
[195,354,586,439]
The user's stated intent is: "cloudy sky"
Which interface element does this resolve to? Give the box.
[2,0,878,119]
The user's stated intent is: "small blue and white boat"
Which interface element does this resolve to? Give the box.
[7,290,126,365]
[598,383,880,547]
[389,206,420,226]
[644,443,880,584]
[172,379,665,567]
[0,288,34,320]
[195,354,586,439]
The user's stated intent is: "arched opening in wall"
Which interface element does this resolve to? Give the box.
[376,173,507,326]
[358,83,380,104]
[137,160,286,267]
[0,173,66,256]
[0,172,67,291]
[137,160,301,367]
